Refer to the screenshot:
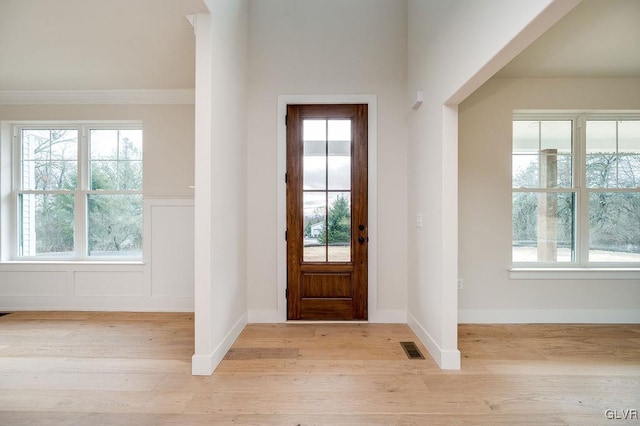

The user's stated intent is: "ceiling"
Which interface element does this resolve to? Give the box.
[496,0,640,78]
[0,0,208,90]
[0,0,637,91]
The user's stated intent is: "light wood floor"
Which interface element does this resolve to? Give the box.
[0,312,638,425]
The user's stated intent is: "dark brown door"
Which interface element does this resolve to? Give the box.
[286,104,368,320]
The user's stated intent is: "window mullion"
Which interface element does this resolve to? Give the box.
[76,126,88,260]
[12,127,21,259]
[573,115,585,267]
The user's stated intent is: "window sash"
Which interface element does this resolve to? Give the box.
[12,123,142,261]
[512,113,640,268]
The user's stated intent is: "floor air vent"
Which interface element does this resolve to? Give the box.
[400,341,425,359]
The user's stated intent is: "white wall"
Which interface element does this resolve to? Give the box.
[406,0,579,368]
[0,104,196,311]
[459,77,640,323]
[245,0,409,322]
[192,0,249,375]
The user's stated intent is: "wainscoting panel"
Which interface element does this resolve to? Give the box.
[0,198,194,311]
[74,271,145,297]
[147,200,194,298]
[0,271,67,297]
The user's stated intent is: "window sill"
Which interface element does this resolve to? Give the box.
[2,260,144,265]
[0,261,146,273]
[509,267,640,280]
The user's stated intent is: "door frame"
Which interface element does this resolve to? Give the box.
[277,95,378,322]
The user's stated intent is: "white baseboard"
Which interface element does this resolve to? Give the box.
[407,312,460,370]
[369,309,407,323]
[248,309,281,323]
[191,353,216,376]
[458,309,640,324]
[0,296,194,312]
[192,311,247,375]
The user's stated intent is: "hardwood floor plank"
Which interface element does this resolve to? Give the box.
[223,347,299,360]
[214,359,367,375]
[423,374,640,394]
[0,313,637,425]
[481,360,640,376]
[0,412,572,426]
[184,390,491,415]
[234,323,316,339]
[156,373,430,394]
[0,390,194,413]
[2,312,94,321]
[0,356,191,374]
[0,344,194,359]
[0,372,168,392]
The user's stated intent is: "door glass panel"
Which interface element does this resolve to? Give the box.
[304,119,326,141]
[303,140,326,190]
[303,192,326,262]
[328,137,351,190]
[303,120,327,190]
[328,119,351,141]
[327,192,351,262]
[302,119,353,263]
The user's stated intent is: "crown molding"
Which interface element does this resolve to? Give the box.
[0,89,195,105]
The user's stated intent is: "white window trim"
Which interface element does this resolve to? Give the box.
[509,268,640,280]
[511,112,640,277]
[2,121,143,263]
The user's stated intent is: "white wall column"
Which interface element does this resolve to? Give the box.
[191,13,215,375]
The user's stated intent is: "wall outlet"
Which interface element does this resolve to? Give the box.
[416,214,423,228]
[457,278,464,290]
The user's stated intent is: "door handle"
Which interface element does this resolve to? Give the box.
[358,236,368,244]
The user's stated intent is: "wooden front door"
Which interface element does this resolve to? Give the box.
[286,104,368,320]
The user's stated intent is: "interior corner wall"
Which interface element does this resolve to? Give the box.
[406,0,577,369]
[458,77,640,324]
[193,0,249,375]
[209,0,249,367]
[245,0,409,321]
